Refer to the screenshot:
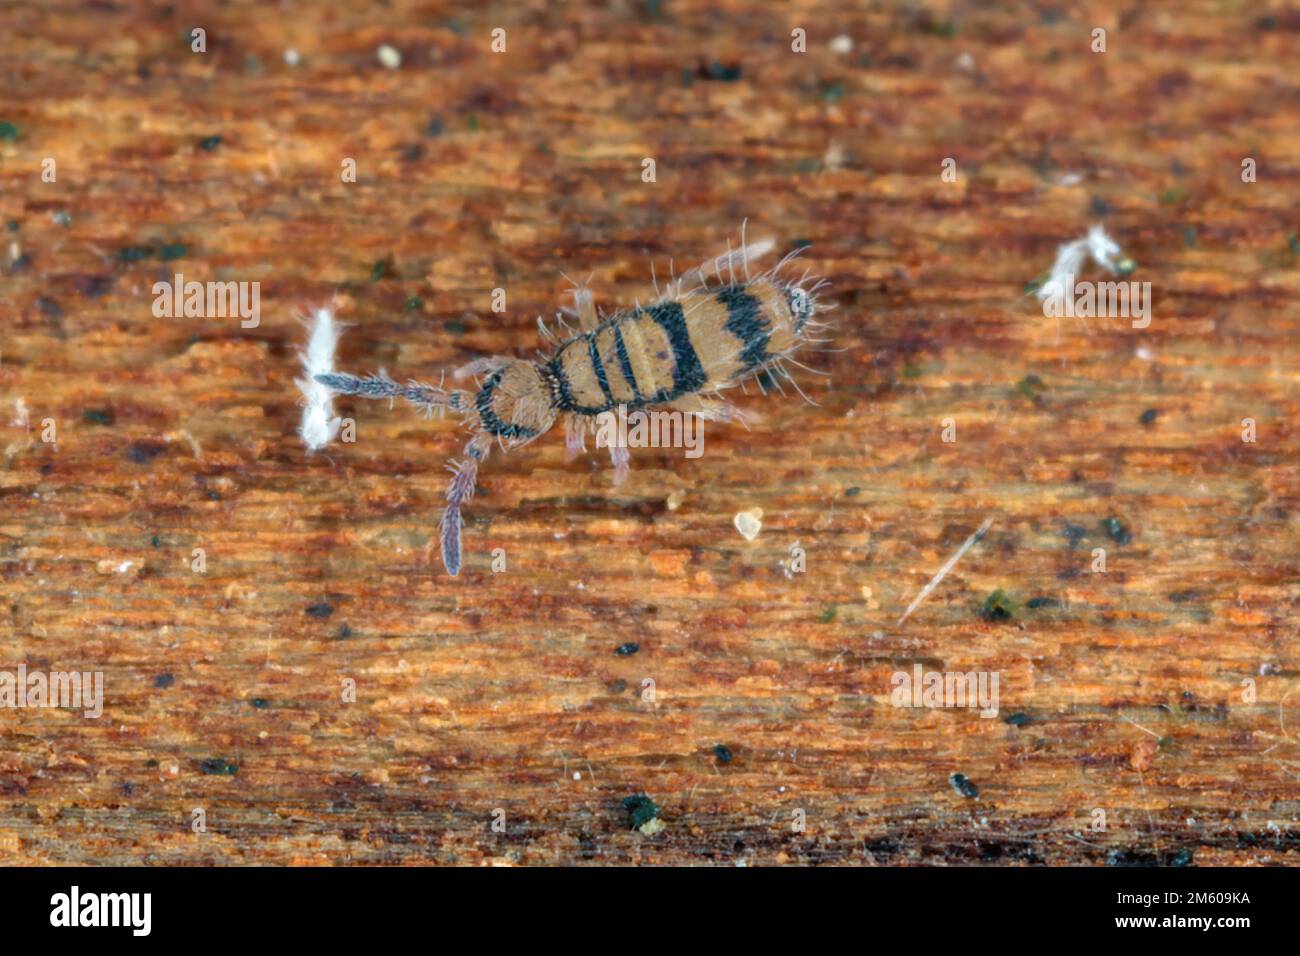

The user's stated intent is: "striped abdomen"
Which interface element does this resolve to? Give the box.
[547,276,803,414]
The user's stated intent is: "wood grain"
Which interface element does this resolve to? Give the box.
[0,1,1297,865]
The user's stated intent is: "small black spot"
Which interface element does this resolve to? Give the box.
[37,297,64,318]
[199,758,238,775]
[713,744,733,764]
[127,442,166,465]
[151,535,161,548]
[699,60,742,81]
[158,242,187,261]
[1101,516,1132,545]
[949,773,979,798]
[424,116,444,137]
[197,135,222,151]
[1139,408,1158,425]
[153,674,175,689]
[0,121,19,141]
[306,602,334,618]
[1016,375,1045,401]
[1025,596,1060,609]
[76,274,115,298]
[1091,195,1112,216]
[1106,847,1160,867]
[979,590,1015,621]
[1063,523,1086,548]
[607,678,628,694]
[251,698,268,709]
[621,793,659,829]
[83,409,114,426]
[615,642,639,656]
[116,245,154,263]
[845,486,861,497]
[1003,712,1031,727]
[336,623,353,639]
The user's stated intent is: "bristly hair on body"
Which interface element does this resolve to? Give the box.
[312,227,832,576]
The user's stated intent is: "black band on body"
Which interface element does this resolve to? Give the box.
[716,286,769,371]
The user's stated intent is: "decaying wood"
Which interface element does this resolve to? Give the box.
[0,1,1297,864]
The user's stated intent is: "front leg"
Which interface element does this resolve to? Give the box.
[558,274,601,332]
[564,413,589,461]
[451,356,508,382]
[609,442,630,486]
[572,284,599,331]
[585,408,631,484]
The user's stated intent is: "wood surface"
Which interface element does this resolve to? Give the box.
[0,1,1297,865]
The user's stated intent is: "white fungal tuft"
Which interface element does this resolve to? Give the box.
[297,307,343,451]
[1035,224,1134,303]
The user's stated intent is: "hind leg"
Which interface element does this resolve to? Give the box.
[669,394,759,426]
[671,237,776,296]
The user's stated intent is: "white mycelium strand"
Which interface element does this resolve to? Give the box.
[1035,224,1133,303]
[297,308,343,451]
[897,517,995,626]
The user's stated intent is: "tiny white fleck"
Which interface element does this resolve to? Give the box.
[377,44,402,69]
[829,34,853,55]
[283,48,301,66]
[734,508,763,541]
